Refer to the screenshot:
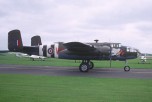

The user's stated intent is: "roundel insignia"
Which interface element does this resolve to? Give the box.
[48,48,54,55]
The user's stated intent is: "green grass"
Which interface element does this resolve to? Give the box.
[0,53,152,102]
[0,53,152,68]
[0,74,152,102]
[0,53,80,67]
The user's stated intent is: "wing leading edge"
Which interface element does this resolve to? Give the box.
[63,42,96,52]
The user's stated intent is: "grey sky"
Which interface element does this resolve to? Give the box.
[0,0,152,53]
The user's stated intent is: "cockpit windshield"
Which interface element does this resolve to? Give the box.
[127,47,137,52]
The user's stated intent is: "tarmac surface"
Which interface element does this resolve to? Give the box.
[0,64,152,79]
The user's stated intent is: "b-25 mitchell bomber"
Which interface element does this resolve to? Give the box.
[8,30,138,72]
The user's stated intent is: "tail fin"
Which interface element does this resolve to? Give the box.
[31,35,42,46]
[8,30,23,52]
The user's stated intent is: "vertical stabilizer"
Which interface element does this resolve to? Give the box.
[8,30,23,52]
[31,35,42,46]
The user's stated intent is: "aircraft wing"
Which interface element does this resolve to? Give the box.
[63,42,95,52]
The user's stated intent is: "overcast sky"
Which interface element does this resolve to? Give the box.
[0,0,152,53]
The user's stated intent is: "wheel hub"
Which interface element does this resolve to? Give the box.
[81,64,88,71]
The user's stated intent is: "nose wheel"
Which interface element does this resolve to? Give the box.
[124,60,130,71]
[124,66,130,71]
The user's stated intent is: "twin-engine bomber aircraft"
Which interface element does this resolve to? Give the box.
[8,29,138,72]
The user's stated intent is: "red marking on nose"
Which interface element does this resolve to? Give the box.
[119,49,125,56]
[56,48,64,54]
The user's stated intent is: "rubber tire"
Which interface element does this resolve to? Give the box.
[124,66,130,71]
[79,63,89,72]
[89,61,94,69]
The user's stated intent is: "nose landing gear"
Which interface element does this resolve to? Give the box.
[124,66,130,71]
[124,60,130,71]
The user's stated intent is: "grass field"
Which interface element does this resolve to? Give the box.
[0,53,152,68]
[0,74,152,102]
[0,53,152,102]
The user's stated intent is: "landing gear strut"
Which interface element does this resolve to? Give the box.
[79,60,94,72]
[124,60,130,71]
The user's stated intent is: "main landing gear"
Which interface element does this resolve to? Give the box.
[79,60,131,72]
[79,60,94,72]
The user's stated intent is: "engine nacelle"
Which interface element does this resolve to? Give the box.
[97,45,110,53]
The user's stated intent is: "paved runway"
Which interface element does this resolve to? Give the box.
[0,64,152,79]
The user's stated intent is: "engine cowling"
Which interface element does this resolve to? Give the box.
[97,45,110,53]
